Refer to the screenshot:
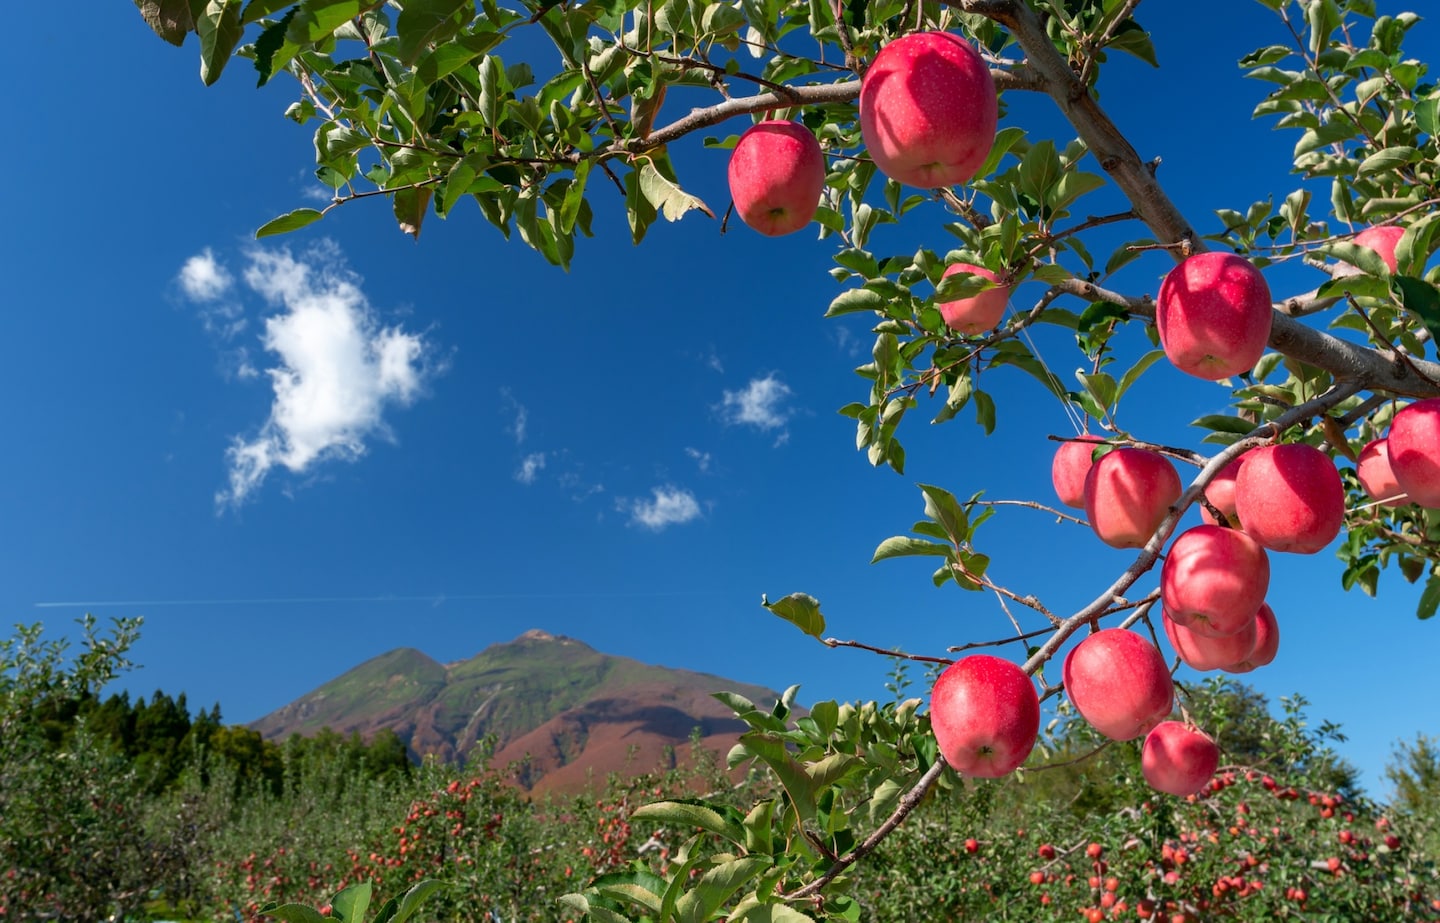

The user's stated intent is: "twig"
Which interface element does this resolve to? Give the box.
[782,757,948,901]
[820,638,954,665]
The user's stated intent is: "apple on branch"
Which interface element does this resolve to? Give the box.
[1163,609,1258,673]
[930,654,1039,779]
[1161,525,1270,638]
[1082,447,1181,549]
[1355,438,1407,507]
[858,31,997,189]
[1142,721,1221,797]
[1234,443,1345,554]
[937,262,1011,334]
[727,120,826,237]
[1155,252,1273,381]
[1052,435,1107,510]
[1388,397,1440,508]
[1222,603,1281,674]
[1062,629,1173,741]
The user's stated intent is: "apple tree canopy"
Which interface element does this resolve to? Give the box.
[135,0,1440,918]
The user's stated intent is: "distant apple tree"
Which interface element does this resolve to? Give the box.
[137,0,1440,919]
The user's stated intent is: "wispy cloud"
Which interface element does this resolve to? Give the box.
[685,447,712,473]
[204,244,434,508]
[178,248,233,302]
[627,486,702,531]
[501,388,529,444]
[515,451,546,485]
[721,374,792,440]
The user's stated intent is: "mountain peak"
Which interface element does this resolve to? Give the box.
[517,628,558,641]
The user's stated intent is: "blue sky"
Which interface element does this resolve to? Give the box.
[5,3,1437,796]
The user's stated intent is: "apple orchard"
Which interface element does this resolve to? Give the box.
[134,0,1440,920]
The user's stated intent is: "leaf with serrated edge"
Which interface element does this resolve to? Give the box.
[631,800,746,847]
[255,208,323,238]
[760,592,824,639]
[330,882,372,923]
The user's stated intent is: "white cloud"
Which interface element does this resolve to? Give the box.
[685,447,712,473]
[501,388,528,444]
[628,486,702,531]
[178,248,233,302]
[515,452,546,485]
[215,246,433,508]
[721,374,792,431]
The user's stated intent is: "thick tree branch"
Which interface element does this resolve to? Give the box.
[964,1,1440,399]
[619,66,1044,155]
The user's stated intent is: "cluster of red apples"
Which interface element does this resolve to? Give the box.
[724,28,1440,796]
[931,233,1440,797]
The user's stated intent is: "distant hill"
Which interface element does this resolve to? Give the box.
[249,629,781,793]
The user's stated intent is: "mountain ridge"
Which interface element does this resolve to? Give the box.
[249,629,780,793]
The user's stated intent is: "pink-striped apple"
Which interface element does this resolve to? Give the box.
[1355,438,1406,507]
[938,262,1010,334]
[1062,629,1174,741]
[858,32,997,188]
[1052,435,1107,509]
[1163,610,1257,672]
[1234,443,1345,554]
[1161,525,1270,638]
[1083,447,1182,549]
[930,655,1039,778]
[1389,398,1440,508]
[1200,455,1246,527]
[1156,252,1273,381]
[727,120,826,236]
[1142,721,1220,796]
[1222,603,1280,674]
[1353,225,1405,274]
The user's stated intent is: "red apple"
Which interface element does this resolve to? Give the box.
[1199,455,1246,527]
[1355,438,1407,506]
[1083,447,1182,549]
[858,32,998,188]
[1161,526,1270,638]
[1142,721,1220,797]
[727,120,826,236]
[938,262,1010,334]
[1052,435,1106,509]
[1155,252,1273,381]
[1062,629,1174,741]
[1233,443,1345,554]
[1353,225,1405,274]
[1222,603,1280,674]
[930,654,1039,778]
[1388,398,1440,508]
[1163,611,1257,672]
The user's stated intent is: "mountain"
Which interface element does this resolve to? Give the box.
[249,629,781,793]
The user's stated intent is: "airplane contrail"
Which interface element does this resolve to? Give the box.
[34,590,711,609]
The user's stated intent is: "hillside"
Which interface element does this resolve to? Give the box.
[250,629,781,793]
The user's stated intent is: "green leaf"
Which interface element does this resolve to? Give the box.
[241,0,294,23]
[255,207,324,237]
[387,880,446,923]
[1192,414,1256,435]
[728,897,818,922]
[675,857,770,923]
[867,777,903,825]
[288,0,365,44]
[253,7,300,85]
[630,800,746,847]
[555,894,633,923]
[738,732,816,825]
[1357,145,1420,176]
[417,31,506,83]
[134,0,199,45]
[1115,349,1166,406]
[761,592,824,639]
[1306,0,1341,56]
[918,483,969,544]
[393,185,432,239]
[871,536,953,563]
[1419,572,1440,620]
[396,0,471,64]
[637,162,713,222]
[974,389,996,435]
[1392,276,1440,343]
[198,0,244,85]
[255,905,327,923]
[1416,96,1440,137]
[330,882,372,923]
[742,799,775,856]
[826,288,885,317]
